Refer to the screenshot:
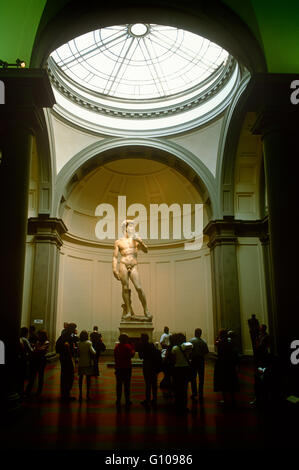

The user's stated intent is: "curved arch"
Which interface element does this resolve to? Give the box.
[53,137,218,219]
[31,1,266,74]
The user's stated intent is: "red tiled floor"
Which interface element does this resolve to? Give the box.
[0,357,297,452]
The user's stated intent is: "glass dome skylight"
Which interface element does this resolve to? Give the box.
[48,24,240,136]
[51,24,229,101]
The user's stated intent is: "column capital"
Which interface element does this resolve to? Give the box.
[28,216,68,248]
[204,217,268,249]
[244,73,299,136]
[0,68,55,107]
[0,68,55,133]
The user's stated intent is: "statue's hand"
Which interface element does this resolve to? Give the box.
[113,270,120,281]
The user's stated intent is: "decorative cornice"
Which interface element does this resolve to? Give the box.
[243,74,299,136]
[0,68,55,108]
[251,109,299,137]
[47,57,236,120]
[28,217,68,248]
[204,216,268,248]
[62,230,209,251]
[0,69,56,133]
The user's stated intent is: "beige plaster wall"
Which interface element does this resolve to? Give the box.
[56,241,214,350]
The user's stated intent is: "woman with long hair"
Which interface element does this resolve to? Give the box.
[78,330,96,401]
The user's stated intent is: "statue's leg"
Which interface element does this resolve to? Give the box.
[130,268,152,320]
[122,289,133,319]
[119,264,133,318]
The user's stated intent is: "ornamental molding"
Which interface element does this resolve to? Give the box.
[28,217,68,248]
[204,216,268,248]
[47,56,236,120]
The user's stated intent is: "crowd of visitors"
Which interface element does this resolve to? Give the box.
[17,317,275,413]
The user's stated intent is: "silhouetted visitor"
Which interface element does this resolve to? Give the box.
[90,326,106,376]
[25,329,49,398]
[160,326,171,349]
[189,328,209,403]
[73,327,79,364]
[56,322,78,402]
[255,324,270,367]
[213,329,239,407]
[254,352,283,407]
[18,327,33,398]
[61,322,68,335]
[78,330,96,402]
[28,325,38,347]
[138,333,161,409]
[159,333,176,398]
[250,324,271,406]
[248,314,260,359]
[114,334,135,410]
[171,333,193,413]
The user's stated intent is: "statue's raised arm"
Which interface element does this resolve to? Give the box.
[134,236,148,253]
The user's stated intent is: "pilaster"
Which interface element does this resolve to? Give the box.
[204,218,241,350]
[28,217,68,349]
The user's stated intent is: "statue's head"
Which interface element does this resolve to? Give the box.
[121,219,135,237]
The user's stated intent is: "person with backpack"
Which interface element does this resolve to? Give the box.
[138,333,162,409]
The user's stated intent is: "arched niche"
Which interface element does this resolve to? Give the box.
[54,139,217,220]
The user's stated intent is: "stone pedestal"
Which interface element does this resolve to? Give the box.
[119,321,154,340]
[119,321,154,345]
